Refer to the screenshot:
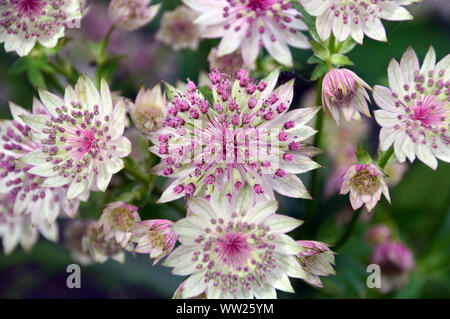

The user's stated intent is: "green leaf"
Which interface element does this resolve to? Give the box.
[311,63,328,81]
[9,58,30,75]
[330,54,354,67]
[307,55,322,65]
[310,40,331,62]
[336,38,357,55]
[198,85,214,107]
[102,55,123,83]
[292,2,320,42]
[27,65,47,89]
[356,144,372,165]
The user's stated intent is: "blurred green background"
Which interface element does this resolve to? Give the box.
[0,0,449,298]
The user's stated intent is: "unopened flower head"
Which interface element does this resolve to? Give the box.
[366,224,392,245]
[322,68,371,124]
[300,0,419,43]
[0,193,58,254]
[184,0,310,67]
[208,47,248,77]
[65,219,94,265]
[374,46,449,170]
[156,5,202,50]
[82,220,125,264]
[164,186,319,299]
[132,219,177,265]
[340,163,390,212]
[296,240,336,288]
[108,0,161,31]
[1,101,82,224]
[129,84,167,135]
[149,68,321,203]
[98,201,140,248]
[19,76,132,200]
[0,0,83,56]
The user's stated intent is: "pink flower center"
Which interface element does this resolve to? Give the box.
[15,0,44,16]
[216,232,252,270]
[247,0,275,11]
[411,96,447,128]
[69,128,100,160]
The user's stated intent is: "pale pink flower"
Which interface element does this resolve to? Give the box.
[0,101,82,225]
[296,240,336,288]
[163,186,318,299]
[0,0,83,56]
[149,68,321,203]
[184,0,310,67]
[322,68,371,124]
[0,193,58,254]
[371,240,415,293]
[108,0,160,31]
[340,163,391,212]
[374,46,449,170]
[366,224,392,245]
[97,201,140,248]
[132,219,177,265]
[300,0,418,43]
[19,76,132,200]
[156,5,202,50]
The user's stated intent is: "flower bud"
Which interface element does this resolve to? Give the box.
[366,225,392,245]
[108,0,161,31]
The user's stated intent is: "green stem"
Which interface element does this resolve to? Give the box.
[47,59,78,84]
[95,26,115,88]
[377,146,395,170]
[333,208,362,249]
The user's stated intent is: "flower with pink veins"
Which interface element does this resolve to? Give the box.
[108,0,161,31]
[300,0,419,43]
[0,101,82,225]
[163,185,313,299]
[19,76,132,200]
[132,219,178,265]
[183,0,310,67]
[340,163,390,212]
[149,68,321,203]
[374,46,449,170]
[0,0,83,56]
[322,68,371,124]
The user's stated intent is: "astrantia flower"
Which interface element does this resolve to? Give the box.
[81,220,126,263]
[65,219,94,265]
[208,47,249,76]
[295,240,335,287]
[156,5,202,51]
[149,68,321,203]
[97,201,140,248]
[300,0,418,43]
[163,186,317,299]
[322,68,371,124]
[0,0,83,56]
[371,240,415,293]
[19,76,132,200]
[374,46,449,170]
[0,193,58,254]
[340,163,390,212]
[108,0,161,31]
[184,0,310,67]
[132,219,177,265]
[129,84,167,135]
[366,224,392,245]
[0,101,82,224]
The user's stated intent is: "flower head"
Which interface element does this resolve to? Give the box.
[366,224,392,245]
[129,84,167,135]
[164,186,320,299]
[208,47,248,77]
[132,219,177,265]
[65,219,94,265]
[184,0,310,67]
[19,76,132,200]
[108,0,160,31]
[149,68,321,203]
[374,46,449,170]
[156,5,202,50]
[340,163,390,212]
[300,0,419,43]
[1,101,82,224]
[296,240,335,288]
[322,68,371,124]
[0,193,58,254]
[97,201,140,248]
[0,0,83,56]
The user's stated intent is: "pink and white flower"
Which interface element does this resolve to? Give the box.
[0,101,82,224]
[374,46,449,170]
[19,76,132,200]
[0,0,83,56]
[97,201,140,248]
[149,68,321,203]
[163,186,320,299]
[322,68,371,124]
[340,163,390,212]
[108,0,161,31]
[132,219,178,265]
[300,0,419,43]
[183,0,310,67]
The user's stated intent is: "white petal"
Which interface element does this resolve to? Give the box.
[272,175,311,199]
